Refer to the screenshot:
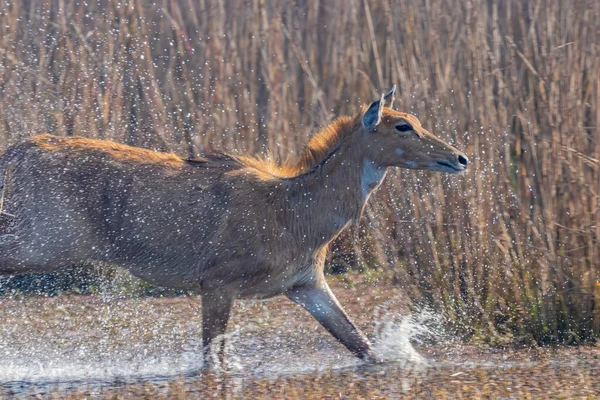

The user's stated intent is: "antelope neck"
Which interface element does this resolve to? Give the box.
[286,145,387,251]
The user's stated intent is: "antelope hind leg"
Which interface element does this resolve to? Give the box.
[286,280,379,362]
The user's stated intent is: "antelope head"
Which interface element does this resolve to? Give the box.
[360,85,468,173]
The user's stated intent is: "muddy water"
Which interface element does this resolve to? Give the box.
[0,280,598,398]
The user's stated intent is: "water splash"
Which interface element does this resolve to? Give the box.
[0,295,450,396]
[372,303,448,367]
[0,340,205,385]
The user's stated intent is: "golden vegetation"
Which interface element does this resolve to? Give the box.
[0,0,599,343]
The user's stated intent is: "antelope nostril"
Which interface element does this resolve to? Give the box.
[458,154,468,166]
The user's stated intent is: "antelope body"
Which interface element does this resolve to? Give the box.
[0,87,467,363]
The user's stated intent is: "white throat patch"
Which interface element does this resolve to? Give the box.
[361,159,386,199]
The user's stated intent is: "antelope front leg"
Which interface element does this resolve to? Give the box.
[286,280,378,362]
[201,291,235,368]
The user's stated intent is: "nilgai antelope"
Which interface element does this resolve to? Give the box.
[0,86,467,364]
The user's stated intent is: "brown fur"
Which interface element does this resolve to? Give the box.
[33,134,185,168]
[0,93,467,365]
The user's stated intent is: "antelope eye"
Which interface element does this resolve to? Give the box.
[395,124,412,132]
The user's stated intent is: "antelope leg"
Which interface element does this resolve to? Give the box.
[286,280,377,361]
[201,291,234,366]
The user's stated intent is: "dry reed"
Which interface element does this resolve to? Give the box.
[0,0,598,344]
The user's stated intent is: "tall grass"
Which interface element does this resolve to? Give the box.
[0,0,598,344]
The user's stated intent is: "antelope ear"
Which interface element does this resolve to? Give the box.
[383,85,396,108]
[362,95,384,131]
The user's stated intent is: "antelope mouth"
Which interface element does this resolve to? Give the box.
[435,160,464,173]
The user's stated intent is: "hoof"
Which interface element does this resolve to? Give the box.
[362,352,385,364]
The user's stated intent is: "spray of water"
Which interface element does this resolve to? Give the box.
[372,301,449,367]
[0,292,453,397]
